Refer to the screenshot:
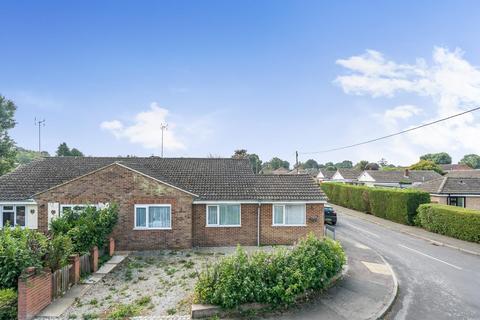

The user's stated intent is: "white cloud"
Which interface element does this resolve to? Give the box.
[335,47,480,163]
[100,102,185,150]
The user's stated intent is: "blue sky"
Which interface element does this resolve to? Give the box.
[1,1,480,166]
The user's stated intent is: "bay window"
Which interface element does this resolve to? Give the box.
[272,204,306,226]
[207,204,241,227]
[135,204,171,229]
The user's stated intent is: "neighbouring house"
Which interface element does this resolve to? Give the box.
[0,157,326,250]
[267,167,290,174]
[288,168,319,177]
[416,170,480,209]
[439,164,473,173]
[331,168,362,183]
[316,169,336,182]
[358,169,442,188]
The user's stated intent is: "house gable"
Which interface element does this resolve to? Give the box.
[358,171,375,182]
[332,171,344,180]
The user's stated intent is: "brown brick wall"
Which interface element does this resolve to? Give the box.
[18,268,52,320]
[192,204,258,246]
[260,203,324,245]
[35,164,194,250]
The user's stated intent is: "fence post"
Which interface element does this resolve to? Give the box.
[109,238,115,257]
[69,254,80,284]
[18,267,52,320]
[90,246,99,273]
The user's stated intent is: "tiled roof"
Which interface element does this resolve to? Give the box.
[439,164,473,171]
[364,170,442,183]
[319,169,336,179]
[446,169,480,178]
[416,176,480,194]
[0,157,326,201]
[336,168,361,180]
[254,174,326,201]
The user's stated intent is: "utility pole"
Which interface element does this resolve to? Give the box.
[160,123,168,157]
[34,118,46,153]
[296,151,299,174]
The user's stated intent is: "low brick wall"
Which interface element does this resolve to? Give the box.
[18,268,52,320]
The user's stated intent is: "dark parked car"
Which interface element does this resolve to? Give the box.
[324,205,337,225]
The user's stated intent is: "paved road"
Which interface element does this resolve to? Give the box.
[335,209,480,320]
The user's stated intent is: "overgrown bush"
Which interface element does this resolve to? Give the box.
[321,183,430,225]
[416,204,480,243]
[194,234,346,309]
[0,227,48,289]
[0,288,17,320]
[44,234,73,271]
[51,204,118,254]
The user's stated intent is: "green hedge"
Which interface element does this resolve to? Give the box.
[416,204,480,243]
[0,288,17,320]
[194,234,346,309]
[321,183,430,225]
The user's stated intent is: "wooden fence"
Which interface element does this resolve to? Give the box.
[80,253,91,276]
[52,264,71,300]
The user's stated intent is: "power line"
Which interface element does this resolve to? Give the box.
[299,106,480,155]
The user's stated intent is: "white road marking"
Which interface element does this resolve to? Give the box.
[355,242,371,250]
[398,244,463,270]
[343,223,380,238]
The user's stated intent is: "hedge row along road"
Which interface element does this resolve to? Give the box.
[333,205,480,320]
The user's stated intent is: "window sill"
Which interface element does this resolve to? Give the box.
[205,225,241,228]
[133,227,172,230]
[272,224,307,227]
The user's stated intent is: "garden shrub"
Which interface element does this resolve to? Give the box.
[51,204,118,254]
[0,227,48,289]
[44,234,74,271]
[321,183,430,225]
[416,204,480,243]
[0,288,17,320]
[194,234,346,308]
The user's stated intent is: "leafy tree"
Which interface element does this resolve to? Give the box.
[16,147,49,165]
[231,149,262,173]
[378,158,389,167]
[263,157,290,170]
[365,162,380,170]
[303,159,319,169]
[354,160,369,171]
[335,160,353,169]
[420,152,452,165]
[409,160,443,174]
[232,149,248,159]
[70,148,84,157]
[459,154,480,169]
[0,95,17,175]
[248,153,262,174]
[56,142,84,157]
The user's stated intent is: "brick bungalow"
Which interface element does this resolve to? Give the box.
[416,170,480,210]
[0,157,326,250]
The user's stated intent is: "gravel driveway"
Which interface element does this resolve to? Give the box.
[63,249,226,319]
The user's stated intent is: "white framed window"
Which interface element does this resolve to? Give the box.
[206,204,241,227]
[1,205,26,228]
[272,204,306,226]
[134,204,172,230]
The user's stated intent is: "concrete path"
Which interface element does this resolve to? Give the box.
[332,204,480,256]
[261,236,397,320]
[35,254,127,319]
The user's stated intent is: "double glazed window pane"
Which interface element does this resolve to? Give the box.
[149,206,171,228]
[1,205,25,227]
[219,205,240,225]
[136,207,147,227]
[16,206,26,227]
[285,205,305,225]
[207,206,218,225]
[273,205,284,224]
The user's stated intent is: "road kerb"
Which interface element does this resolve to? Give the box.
[373,253,399,320]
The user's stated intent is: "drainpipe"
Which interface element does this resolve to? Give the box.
[257,202,261,247]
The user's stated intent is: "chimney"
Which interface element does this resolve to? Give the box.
[404,168,410,178]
